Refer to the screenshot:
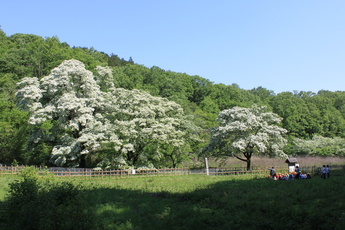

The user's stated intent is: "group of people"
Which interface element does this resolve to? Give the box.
[269,165,331,180]
[321,165,330,179]
[269,166,302,179]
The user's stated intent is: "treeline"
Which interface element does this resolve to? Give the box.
[1,29,345,166]
[108,62,345,139]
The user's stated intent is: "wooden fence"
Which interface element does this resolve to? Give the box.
[0,165,343,178]
[0,165,25,175]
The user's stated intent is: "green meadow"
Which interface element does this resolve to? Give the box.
[1,166,344,230]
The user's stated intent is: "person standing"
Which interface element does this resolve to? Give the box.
[321,165,327,179]
[269,167,276,179]
[326,165,330,178]
[295,166,301,179]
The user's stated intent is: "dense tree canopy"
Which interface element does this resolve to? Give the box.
[0,98,28,164]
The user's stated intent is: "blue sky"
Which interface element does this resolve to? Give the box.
[1,0,345,94]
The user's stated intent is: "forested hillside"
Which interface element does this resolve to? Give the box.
[1,29,345,167]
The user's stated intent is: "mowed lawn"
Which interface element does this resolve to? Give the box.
[1,167,344,230]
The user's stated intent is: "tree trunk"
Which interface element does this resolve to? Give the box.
[234,153,252,170]
[246,159,251,171]
[245,150,252,171]
[79,154,86,168]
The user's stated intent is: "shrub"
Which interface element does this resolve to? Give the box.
[2,167,95,230]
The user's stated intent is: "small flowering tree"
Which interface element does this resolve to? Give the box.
[202,104,288,170]
[16,59,200,168]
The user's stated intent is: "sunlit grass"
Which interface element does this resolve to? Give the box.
[0,176,15,201]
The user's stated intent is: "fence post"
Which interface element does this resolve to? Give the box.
[205,158,209,175]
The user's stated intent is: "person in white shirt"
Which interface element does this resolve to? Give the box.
[326,165,330,178]
[321,165,327,179]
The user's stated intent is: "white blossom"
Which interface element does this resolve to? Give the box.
[202,104,288,169]
[16,59,201,167]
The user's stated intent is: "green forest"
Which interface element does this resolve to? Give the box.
[1,28,345,168]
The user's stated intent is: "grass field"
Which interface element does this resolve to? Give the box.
[1,163,344,230]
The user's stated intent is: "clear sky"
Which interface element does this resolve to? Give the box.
[1,0,345,94]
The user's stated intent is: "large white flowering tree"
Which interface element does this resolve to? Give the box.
[100,87,201,168]
[16,59,200,168]
[202,104,288,170]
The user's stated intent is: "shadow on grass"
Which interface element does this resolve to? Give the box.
[85,170,345,230]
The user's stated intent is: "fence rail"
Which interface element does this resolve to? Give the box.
[0,165,344,178]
